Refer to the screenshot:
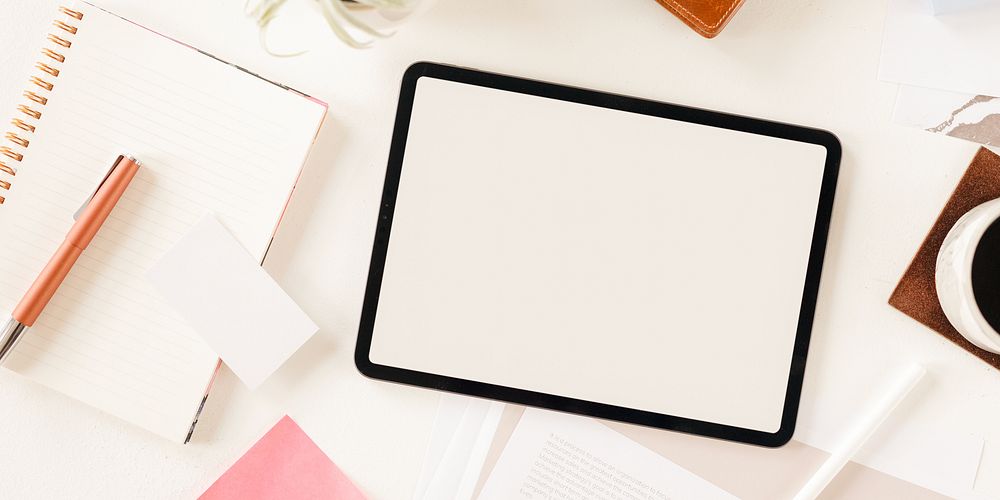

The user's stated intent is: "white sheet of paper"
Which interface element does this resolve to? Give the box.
[795,374,985,498]
[880,0,1000,98]
[893,85,1000,147]
[930,0,1000,14]
[479,408,737,500]
[146,214,318,389]
[851,422,984,499]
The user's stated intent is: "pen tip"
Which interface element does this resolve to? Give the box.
[124,154,141,167]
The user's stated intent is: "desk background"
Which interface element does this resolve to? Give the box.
[2,0,999,498]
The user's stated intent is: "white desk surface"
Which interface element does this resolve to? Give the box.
[1,0,998,498]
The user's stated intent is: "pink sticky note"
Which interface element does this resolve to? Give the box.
[200,416,366,500]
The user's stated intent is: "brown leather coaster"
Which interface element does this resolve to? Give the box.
[889,147,1000,369]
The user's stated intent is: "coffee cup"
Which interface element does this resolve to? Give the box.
[936,198,1000,353]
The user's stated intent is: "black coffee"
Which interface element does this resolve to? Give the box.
[972,218,1000,333]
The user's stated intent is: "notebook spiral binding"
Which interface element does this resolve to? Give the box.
[0,6,83,205]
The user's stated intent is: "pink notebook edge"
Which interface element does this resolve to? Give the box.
[184,105,326,442]
[183,104,327,443]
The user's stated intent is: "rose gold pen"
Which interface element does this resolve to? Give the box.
[0,154,140,363]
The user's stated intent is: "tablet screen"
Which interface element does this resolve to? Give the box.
[361,65,837,443]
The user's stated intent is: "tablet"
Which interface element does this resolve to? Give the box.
[356,62,840,447]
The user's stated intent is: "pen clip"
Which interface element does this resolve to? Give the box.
[73,155,135,220]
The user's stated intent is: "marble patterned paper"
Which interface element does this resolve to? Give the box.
[894,85,1000,147]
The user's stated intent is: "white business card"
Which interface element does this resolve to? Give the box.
[147,214,318,389]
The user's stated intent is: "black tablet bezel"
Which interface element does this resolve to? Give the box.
[355,61,841,447]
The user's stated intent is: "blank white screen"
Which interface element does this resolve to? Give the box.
[369,77,827,433]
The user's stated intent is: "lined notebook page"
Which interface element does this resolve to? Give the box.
[0,3,326,441]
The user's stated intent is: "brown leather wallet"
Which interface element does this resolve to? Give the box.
[654,0,746,38]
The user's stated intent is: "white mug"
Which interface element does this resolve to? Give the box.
[936,198,1000,353]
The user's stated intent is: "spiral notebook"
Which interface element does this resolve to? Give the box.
[0,3,326,442]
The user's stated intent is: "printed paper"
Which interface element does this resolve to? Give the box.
[479,408,736,500]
